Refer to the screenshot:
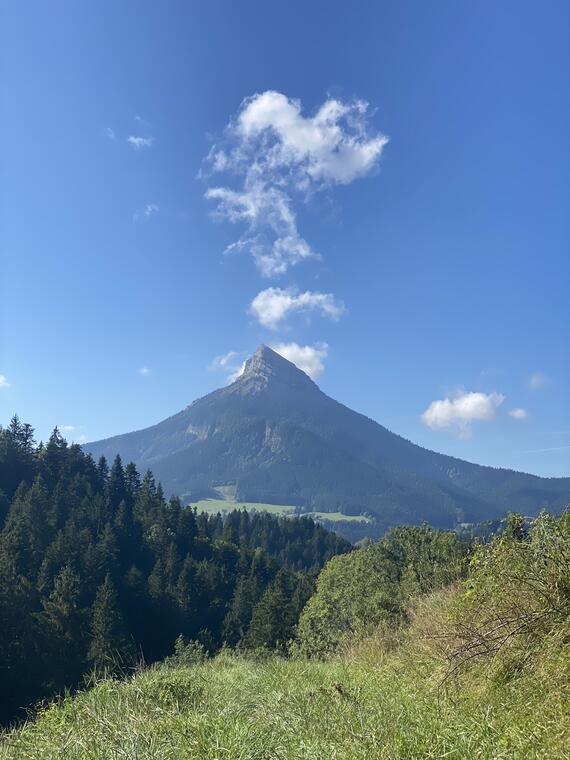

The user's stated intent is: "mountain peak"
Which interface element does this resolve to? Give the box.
[238,344,317,392]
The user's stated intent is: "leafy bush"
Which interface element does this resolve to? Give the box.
[443,511,570,681]
[162,635,207,668]
[296,525,468,657]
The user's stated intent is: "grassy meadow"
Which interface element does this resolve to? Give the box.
[191,498,371,523]
[2,591,568,760]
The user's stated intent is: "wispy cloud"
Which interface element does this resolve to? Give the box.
[0,375,10,389]
[209,351,246,383]
[508,408,529,420]
[204,91,388,276]
[249,287,345,329]
[127,135,154,150]
[60,425,87,444]
[421,389,505,439]
[134,114,152,129]
[137,366,151,376]
[105,127,116,140]
[527,371,549,391]
[133,203,159,222]
[270,342,328,380]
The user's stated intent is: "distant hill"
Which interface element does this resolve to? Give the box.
[84,345,570,531]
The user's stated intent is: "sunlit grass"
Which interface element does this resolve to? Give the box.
[2,619,567,759]
[191,499,371,523]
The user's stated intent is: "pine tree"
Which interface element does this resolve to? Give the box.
[108,455,127,513]
[39,565,86,687]
[88,574,133,674]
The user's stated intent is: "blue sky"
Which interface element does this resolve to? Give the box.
[1,0,569,477]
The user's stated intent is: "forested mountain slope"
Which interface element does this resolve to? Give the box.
[85,345,570,529]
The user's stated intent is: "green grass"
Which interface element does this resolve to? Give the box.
[191,499,371,523]
[2,619,568,759]
[310,511,371,523]
[191,499,296,516]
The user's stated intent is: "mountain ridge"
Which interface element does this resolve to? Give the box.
[84,345,570,531]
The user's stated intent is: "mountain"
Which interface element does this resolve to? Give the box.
[84,345,570,532]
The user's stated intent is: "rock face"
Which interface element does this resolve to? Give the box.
[84,345,570,530]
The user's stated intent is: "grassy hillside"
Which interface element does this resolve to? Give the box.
[2,594,568,759]
[2,513,568,759]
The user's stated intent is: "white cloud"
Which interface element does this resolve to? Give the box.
[105,127,116,140]
[133,203,159,222]
[204,91,387,276]
[209,351,239,371]
[527,371,549,391]
[249,287,345,329]
[205,184,315,277]
[135,114,152,129]
[59,425,87,444]
[137,366,150,376]
[0,375,10,389]
[227,362,246,383]
[209,351,246,383]
[235,91,388,185]
[509,408,529,420]
[421,390,505,439]
[127,135,154,150]
[270,342,328,380]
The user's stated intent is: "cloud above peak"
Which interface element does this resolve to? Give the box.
[0,374,10,389]
[421,389,505,439]
[204,91,388,276]
[270,342,328,380]
[249,287,345,329]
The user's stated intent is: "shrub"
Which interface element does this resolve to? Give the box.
[161,635,207,668]
[443,510,570,681]
[296,525,468,657]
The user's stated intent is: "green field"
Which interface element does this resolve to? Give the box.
[310,511,371,523]
[191,499,371,523]
[191,498,296,516]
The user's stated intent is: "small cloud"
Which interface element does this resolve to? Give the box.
[249,287,345,329]
[227,362,246,383]
[209,351,245,383]
[421,389,505,439]
[127,135,154,150]
[209,351,239,370]
[527,371,549,391]
[105,127,116,140]
[134,114,152,129]
[59,425,87,444]
[133,203,159,222]
[0,375,10,389]
[509,408,529,420]
[270,341,328,380]
[137,366,151,376]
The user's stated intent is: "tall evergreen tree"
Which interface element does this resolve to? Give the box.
[88,574,134,674]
